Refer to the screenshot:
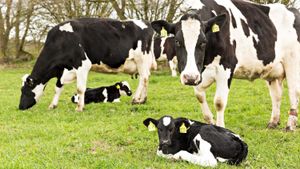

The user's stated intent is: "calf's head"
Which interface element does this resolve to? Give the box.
[151,12,226,86]
[19,74,45,110]
[143,116,190,151]
[116,81,132,96]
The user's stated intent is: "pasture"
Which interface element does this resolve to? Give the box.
[0,63,299,169]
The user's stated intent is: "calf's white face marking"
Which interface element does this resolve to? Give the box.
[59,22,74,32]
[180,18,201,84]
[163,117,171,126]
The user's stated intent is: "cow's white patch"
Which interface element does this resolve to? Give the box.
[180,18,201,84]
[113,98,120,102]
[75,53,92,111]
[163,117,171,126]
[60,68,77,84]
[231,133,242,141]
[49,86,64,108]
[156,149,174,159]
[32,83,45,102]
[21,74,29,86]
[188,120,195,125]
[129,19,148,29]
[193,134,217,167]
[216,157,228,162]
[181,0,205,10]
[59,22,74,32]
[121,81,131,90]
[102,88,108,103]
[130,40,152,103]
[169,57,177,77]
[73,94,79,103]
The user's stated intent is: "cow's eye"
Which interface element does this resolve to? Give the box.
[175,40,181,47]
[168,128,173,132]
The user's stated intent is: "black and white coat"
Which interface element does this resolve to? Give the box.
[151,0,300,131]
[143,116,248,167]
[71,81,132,104]
[19,18,154,111]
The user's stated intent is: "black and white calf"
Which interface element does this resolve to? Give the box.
[151,0,300,131]
[143,116,248,167]
[19,18,154,111]
[71,81,132,104]
[153,35,177,77]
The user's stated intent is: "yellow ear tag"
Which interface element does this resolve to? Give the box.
[148,121,157,132]
[212,24,220,33]
[179,123,187,133]
[116,85,120,89]
[160,27,168,37]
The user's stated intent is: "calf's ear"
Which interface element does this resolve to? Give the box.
[151,20,176,35]
[204,13,227,33]
[175,118,191,133]
[143,118,158,132]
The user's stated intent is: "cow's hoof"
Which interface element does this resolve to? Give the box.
[75,107,83,112]
[285,126,296,132]
[48,104,57,109]
[267,122,279,129]
[132,97,147,104]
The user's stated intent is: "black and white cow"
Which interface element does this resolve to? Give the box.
[71,81,132,104]
[151,0,300,131]
[19,18,154,111]
[153,35,178,77]
[143,116,248,167]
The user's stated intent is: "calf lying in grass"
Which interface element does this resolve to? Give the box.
[71,81,132,104]
[143,116,248,167]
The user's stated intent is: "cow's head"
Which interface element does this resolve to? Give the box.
[19,74,45,110]
[151,12,226,85]
[116,81,132,96]
[143,116,190,153]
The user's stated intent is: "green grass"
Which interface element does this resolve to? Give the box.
[0,65,300,169]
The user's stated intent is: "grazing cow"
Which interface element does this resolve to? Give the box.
[143,116,248,167]
[19,18,154,111]
[71,81,132,104]
[151,0,300,131]
[153,34,178,77]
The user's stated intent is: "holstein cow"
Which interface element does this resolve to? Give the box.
[19,18,154,111]
[143,116,248,167]
[153,34,178,77]
[71,81,132,104]
[151,0,300,131]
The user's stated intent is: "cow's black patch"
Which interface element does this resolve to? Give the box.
[232,0,277,66]
[230,9,237,28]
[288,8,300,43]
[241,19,250,37]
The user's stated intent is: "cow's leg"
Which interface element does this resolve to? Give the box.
[214,68,232,128]
[169,57,177,77]
[132,52,152,104]
[194,88,214,124]
[49,80,64,109]
[284,56,300,131]
[266,79,283,129]
[75,57,92,111]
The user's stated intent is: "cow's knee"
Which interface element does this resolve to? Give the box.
[195,93,204,104]
[214,97,224,112]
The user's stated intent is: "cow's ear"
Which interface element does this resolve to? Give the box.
[175,118,191,134]
[143,118,158,132]
[204,13,227,33]
[151,20,176,35]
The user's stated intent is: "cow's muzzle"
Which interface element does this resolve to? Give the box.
[181,74,201,86]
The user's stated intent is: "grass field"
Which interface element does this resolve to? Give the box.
[0,63,300,169]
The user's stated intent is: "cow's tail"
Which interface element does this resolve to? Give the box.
[71,94,79,103]
[227,135,248,165]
